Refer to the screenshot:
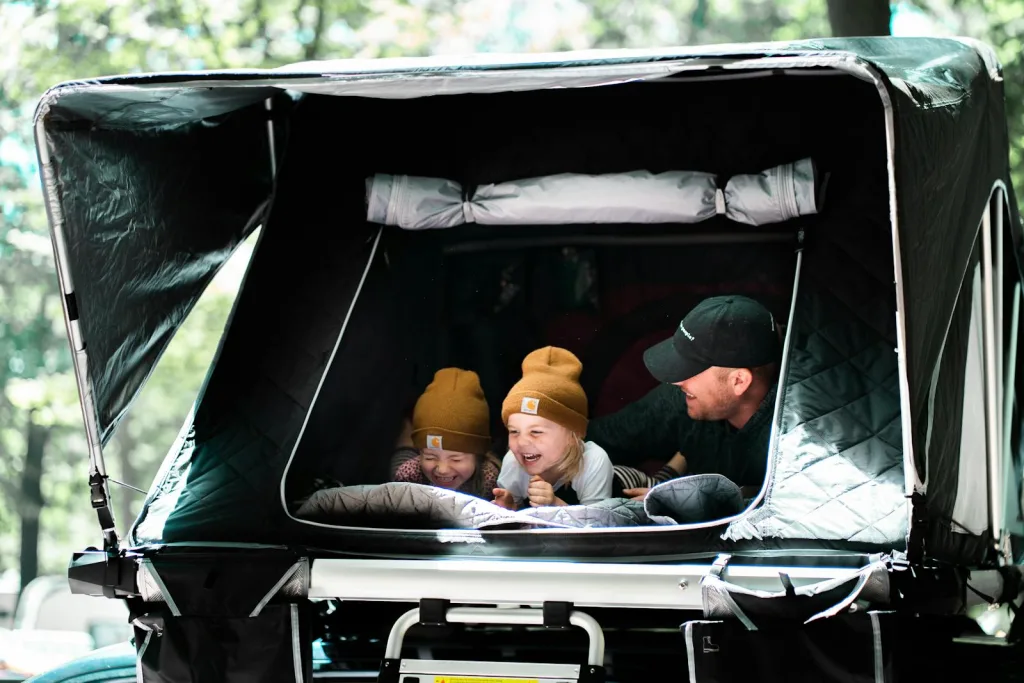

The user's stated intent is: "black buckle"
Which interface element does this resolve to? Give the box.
[88,470,119,551]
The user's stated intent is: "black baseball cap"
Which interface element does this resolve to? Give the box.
[643,295,781,384]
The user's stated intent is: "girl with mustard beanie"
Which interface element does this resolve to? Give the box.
[392,368,500,499]
[493,347,613,509]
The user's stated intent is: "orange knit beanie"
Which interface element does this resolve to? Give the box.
[501,347,588,437]
[412,368,491,454]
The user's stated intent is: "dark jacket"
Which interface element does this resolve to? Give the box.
[586,383,777,488]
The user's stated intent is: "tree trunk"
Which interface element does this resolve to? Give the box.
[304,0,328,61]
[19,412,49,592]
[826,0,891,37]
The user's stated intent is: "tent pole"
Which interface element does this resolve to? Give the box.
[1003,282,1020,542]
[34,117,118,550]
[264,97,278,178]
[981,201,1002,550]
[737,234,804,516]
[995,187,1004,490]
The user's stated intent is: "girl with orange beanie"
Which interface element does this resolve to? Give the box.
[392,368,501,500]
[493,347,613,509]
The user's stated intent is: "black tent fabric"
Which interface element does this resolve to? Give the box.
[34,37,1024,566]
[680,613,1022,682]
[42,105,275,443]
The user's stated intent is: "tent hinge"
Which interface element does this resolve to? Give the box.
[89,470,120,551]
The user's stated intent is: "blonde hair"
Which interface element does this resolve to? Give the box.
[555,432,586,482]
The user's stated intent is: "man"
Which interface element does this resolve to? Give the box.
[588,295,781,500]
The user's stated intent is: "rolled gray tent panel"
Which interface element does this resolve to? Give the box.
[366,170,720,227]
[365,173,467,229]
[724,157,819,226]
[467,171,719,225]
[366,163,818,229]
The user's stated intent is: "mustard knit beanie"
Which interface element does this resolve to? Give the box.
[501,347,588,437]
[412,368,491,454]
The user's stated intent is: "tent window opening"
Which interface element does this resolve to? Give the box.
[284,216,802,531]
[270,73,905,540]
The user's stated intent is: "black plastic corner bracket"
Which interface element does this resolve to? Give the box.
[68,548,138,599]
[542,601,573,628]
[377,658,402,683]
[418,598,450,626]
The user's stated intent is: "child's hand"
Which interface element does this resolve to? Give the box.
[493,488,516,510]
[527,475,557,507]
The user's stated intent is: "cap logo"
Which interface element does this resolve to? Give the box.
[521,397,540,414]
[427,435,443,450]
[679,322,695,341]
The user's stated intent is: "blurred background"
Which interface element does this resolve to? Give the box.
[0,0,1022,675]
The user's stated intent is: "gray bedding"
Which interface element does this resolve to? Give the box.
[296,473,745,529]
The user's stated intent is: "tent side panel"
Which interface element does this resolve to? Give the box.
[885,44,1016,565]
[922,239,995,563]
[154,107,388,542]
[45,104,273,443]
[722,150,906,547]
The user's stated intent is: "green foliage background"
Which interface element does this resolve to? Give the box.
[0,0,1020,577]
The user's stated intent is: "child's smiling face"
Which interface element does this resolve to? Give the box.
[420,449,477,489]
[506,413,573,480]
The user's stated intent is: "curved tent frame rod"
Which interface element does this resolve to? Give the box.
[1004,280,1020,560]
[982,185,1007,555]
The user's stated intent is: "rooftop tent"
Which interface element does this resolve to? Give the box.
[34,38,1023,575]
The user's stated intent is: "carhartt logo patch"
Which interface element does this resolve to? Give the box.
[679,322,695,341]
[427,435,443,450]
[521,397,540,414]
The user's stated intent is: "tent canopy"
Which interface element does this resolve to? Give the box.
[33,37,1023,566]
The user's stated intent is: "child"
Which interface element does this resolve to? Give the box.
[391,368,500,500]
[492,346,613,509]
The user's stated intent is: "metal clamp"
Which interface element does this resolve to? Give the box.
[384,606,605,665]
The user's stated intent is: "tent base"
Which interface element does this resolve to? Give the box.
[132,602,312,683]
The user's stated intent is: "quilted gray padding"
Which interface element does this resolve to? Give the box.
[645,474,745,525]
[296,483,643,529]
[723,229,907,546]
[296,476,746,530]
